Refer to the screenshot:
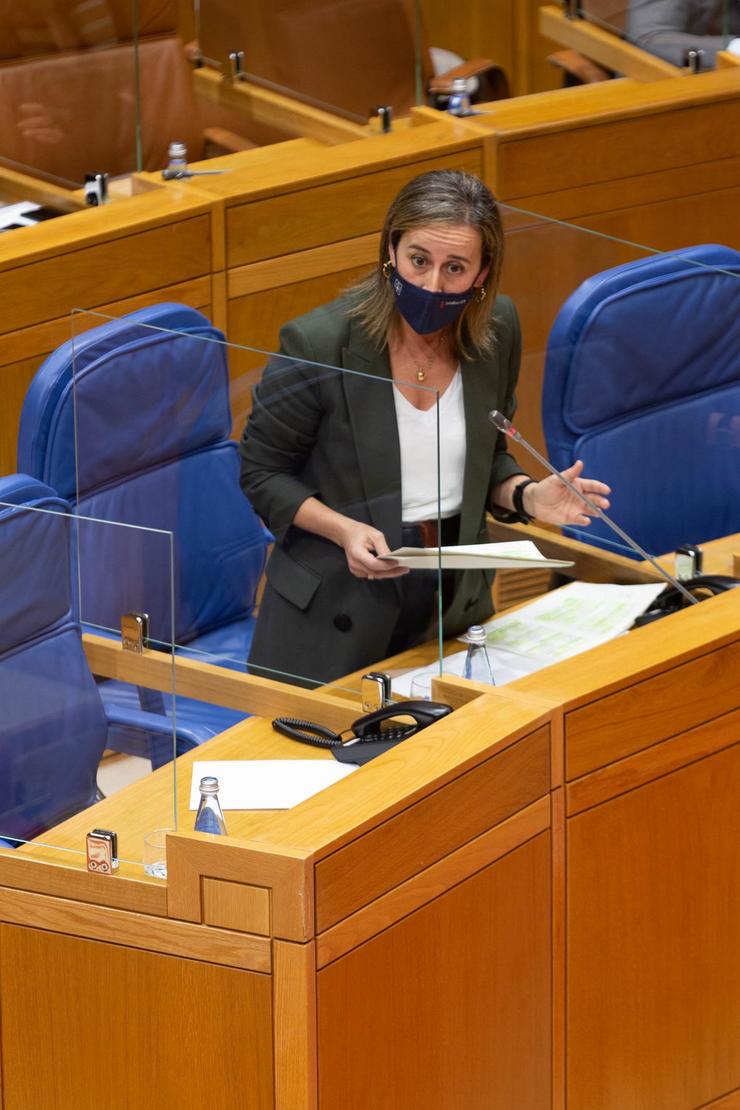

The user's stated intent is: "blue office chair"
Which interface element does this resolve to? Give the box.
[542,244,740,558]
[0,475,206,846]
[17,304,270,755]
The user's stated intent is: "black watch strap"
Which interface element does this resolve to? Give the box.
[512,477,536,523]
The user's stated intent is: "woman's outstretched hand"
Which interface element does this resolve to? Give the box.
[528,460,611,526]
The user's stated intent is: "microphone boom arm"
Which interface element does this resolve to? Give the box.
[488,410,698,606]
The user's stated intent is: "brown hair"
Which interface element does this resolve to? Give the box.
[347,169,504,359]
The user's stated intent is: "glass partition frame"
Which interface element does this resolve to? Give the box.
[69,308,446,690]
[0,497,177,872]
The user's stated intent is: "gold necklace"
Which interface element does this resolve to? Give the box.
[415,353,433,382]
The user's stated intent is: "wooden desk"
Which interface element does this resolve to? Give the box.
[0,589,738,1108]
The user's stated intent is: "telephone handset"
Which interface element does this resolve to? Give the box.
[351,699,452,741]
[273,700,453,765]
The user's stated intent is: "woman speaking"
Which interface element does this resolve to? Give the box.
[239,170,609,686]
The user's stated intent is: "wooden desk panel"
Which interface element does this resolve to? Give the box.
[317,831,552,1110]
[567,741,740,1110]
[564,639,740,780]
[314,725,550,931]
[0,926,274,1110]
[225,148,483,267]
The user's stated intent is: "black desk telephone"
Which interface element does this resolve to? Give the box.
[273,700,453,765]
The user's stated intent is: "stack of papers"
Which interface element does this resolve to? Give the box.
[380,540,574,570]
[392,581,667,695]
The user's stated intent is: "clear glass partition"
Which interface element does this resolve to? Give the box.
[197,0,422,125]
[0,1,143,204]
[0,496,177,873]
[68,308,446,692]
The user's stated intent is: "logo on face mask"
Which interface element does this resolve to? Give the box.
[389,267,476,335]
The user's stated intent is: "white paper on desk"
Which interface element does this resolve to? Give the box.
[189,760,356,811]
[391,581,667,696]
[0,201,40,229]
[379,540,574,570]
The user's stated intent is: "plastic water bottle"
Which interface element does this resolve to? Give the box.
[463,625,495,684]
[447,78,471,117]
[166,141,188,176]
[194,776,227,835]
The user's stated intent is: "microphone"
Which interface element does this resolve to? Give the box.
[488,410,698,607]
[161,168,227,180]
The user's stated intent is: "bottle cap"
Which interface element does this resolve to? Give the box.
[451,77,467,92]
[198,776,220,794]
[465,624,487,644]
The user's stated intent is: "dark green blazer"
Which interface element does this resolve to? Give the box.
[239,293,524,686]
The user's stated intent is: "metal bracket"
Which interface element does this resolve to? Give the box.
[121,611,150,654]
[228,49,246,81]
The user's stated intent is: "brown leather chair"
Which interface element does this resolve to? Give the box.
[199,0,509,121]
[0,34,253,186]
[0,0,175,60]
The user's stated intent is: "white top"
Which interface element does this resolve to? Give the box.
[392,368,466,522]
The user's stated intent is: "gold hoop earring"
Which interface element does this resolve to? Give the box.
[478,285,487,303]
[382,259,393,279]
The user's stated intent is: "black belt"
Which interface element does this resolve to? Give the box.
[401,513,460,549]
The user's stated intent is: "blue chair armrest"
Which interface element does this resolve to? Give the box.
[102,702,206,768]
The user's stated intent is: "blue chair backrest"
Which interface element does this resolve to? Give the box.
[0,475,107,841]
[542,244,740,558]
[18,304,268,647]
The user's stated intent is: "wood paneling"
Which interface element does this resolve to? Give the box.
[316,795,550,967]
[273,940,318,1110]
[225,149,483,266]
[0,215,211,331]
[567,743,740,1110]
[202,877,271,936]
[567,708,740,816]
[317,831,551,1109]
[166,832,315,942]
[0,353,44,476]
[496,100,740,201]
[0,926,274,1110]
[551,786,566,1110]
[0,885,271,972]
[0,201,214,477]
[0,853,167,916]
[705,1090,740,1109]
[565,641,740,780]
[225,264,369,393]
[314,726,550,930]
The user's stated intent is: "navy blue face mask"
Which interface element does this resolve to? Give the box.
[389,266,479,335]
